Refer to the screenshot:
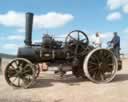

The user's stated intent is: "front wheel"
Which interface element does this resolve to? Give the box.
[4,58,36,88]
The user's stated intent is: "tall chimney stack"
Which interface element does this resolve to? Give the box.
[24,12,33,46]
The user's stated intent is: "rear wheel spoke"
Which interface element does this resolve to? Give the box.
[88,61,98,66]
[89,68,98,73]
[100,71,105,81]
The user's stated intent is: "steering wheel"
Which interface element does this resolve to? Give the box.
[65,30,89,56]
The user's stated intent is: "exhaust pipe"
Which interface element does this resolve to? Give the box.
[24,12,33,46]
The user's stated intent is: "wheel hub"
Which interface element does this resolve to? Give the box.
[17,71,23,77]
[99,62,107,69]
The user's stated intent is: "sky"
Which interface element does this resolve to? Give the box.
[0,0,128,55]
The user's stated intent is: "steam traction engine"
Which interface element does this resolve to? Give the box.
[4,12,122,88]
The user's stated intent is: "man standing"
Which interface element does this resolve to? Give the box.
[110,32,120,59]
[93,32,102,48]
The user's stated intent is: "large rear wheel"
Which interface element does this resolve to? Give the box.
[83,48,118,83]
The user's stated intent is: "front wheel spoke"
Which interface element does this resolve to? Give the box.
[19,61,26,69]
[8,72,18,78]
[28,75,31,81]
[22,77,29,85]
[18,78,21,86]
[12,76,18,83]
[8,69,16,75]
[9,65,15,70]
[22,70,31,74]
[8,68,16,72]
[22,75,32,85]
[23,64,29,69]
[14,61,18,67]
[10,64,16,69]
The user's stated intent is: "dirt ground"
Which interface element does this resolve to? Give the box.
[0,59,128,102]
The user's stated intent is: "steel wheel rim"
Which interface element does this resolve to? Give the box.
[4,58,35,88]
[83,48,118,83]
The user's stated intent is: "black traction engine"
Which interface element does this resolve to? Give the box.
[4,12,122,88]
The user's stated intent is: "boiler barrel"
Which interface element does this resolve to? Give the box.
[24,12,33,46]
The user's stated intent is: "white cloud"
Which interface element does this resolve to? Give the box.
[34,12,74,28]
[123,4,128,13]
[7,35,24,40]
[101,32,113,39]
[0,11,74,30]
[0,11,24,28]
[107,0,128,13]
[123,27,128,33]
[17,28,25,33]
[3,44,19,49]
[106,12,122,21]
[0,36,6,40]
[1,43,20,54]
[0,34,24,41]
[107,0,128,10]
